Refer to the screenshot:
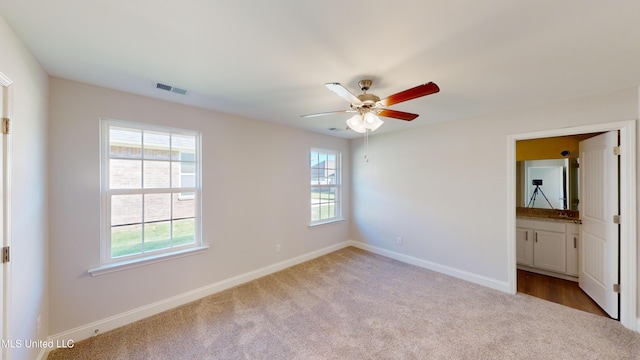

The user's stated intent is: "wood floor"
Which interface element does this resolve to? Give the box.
[517,270,609,318]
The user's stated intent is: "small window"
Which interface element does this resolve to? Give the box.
[100,119,202,264]
[310,149,342,225]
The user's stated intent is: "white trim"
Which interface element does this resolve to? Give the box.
[307,217,346,228]
[49,241,351,347]
[88,245,209,276]
[0,71,13,360]
[348,240,511,293]
[103,117,200,136]
[507,129,517,296]
[507,120,637,332]
[36,349,46,360]
[619,120,637,331]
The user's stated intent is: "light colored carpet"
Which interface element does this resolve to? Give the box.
[48,247,640,359]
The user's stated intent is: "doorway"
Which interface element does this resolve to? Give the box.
[507,121,637,331]
[515,132,611,316]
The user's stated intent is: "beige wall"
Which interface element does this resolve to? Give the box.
[48,78,350,335]
[0,17,49,360]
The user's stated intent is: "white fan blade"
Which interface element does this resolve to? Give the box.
[301,110,357,118]
[325,83,363,105]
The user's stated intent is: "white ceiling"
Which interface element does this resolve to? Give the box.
[1,0,640,138]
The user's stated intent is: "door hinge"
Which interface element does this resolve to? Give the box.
[2,117,9,134]
[613,284,621,293]
[2,246,9,263]
[613,214,621,224]
[613,146,621,156]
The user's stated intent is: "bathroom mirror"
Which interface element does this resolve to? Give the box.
[518,159,578,210]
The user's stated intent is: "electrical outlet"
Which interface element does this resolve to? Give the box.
[396,237,403,245]
[276,244,281,253]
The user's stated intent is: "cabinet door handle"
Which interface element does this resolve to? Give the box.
[573,236,577,249]
[525,232,528,241]
[535,233,538,242]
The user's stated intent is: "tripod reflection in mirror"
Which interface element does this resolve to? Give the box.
[527,179,554,209]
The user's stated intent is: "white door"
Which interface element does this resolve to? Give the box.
[579,131,619,318]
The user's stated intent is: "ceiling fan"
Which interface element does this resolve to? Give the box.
[301,79,440,133]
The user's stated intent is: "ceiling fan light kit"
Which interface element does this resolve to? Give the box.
[346,112,384,133]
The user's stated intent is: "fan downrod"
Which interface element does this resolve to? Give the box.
[358,80,373,92]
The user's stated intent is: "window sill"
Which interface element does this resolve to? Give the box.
[308,218,346,228]
[88,245,209,276]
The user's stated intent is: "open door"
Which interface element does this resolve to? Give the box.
[579,131,619,318]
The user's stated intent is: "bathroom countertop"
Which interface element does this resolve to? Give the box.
[516,207,581,224]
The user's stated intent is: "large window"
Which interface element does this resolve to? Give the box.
[100,119,202,265]
[310,149,342,225]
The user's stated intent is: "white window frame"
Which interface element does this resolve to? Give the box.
[309,148,343,226]
[91,119,206,275]
[178,151,196,200]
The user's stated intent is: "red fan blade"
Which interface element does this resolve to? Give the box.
[377,109,419,121]
[300,110,357,118]
[378,82,439,107]
[325,83,363,105]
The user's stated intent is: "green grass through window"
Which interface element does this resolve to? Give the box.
[111,218,195,258]
[311,190,337,221]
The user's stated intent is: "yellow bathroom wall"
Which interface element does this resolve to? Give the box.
[516,134,599,161]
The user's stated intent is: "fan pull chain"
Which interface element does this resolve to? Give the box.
[363,130,369,162]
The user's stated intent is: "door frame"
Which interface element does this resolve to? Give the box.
[507,120,637,331]
[0,71,12,357]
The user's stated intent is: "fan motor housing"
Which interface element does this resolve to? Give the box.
[355,93,380,108]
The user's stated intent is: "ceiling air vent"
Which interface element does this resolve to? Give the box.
[156,82,172,91]
[155,82,188,95]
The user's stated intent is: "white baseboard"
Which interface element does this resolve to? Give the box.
[347,240,511,293]
[47,241,351,346]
